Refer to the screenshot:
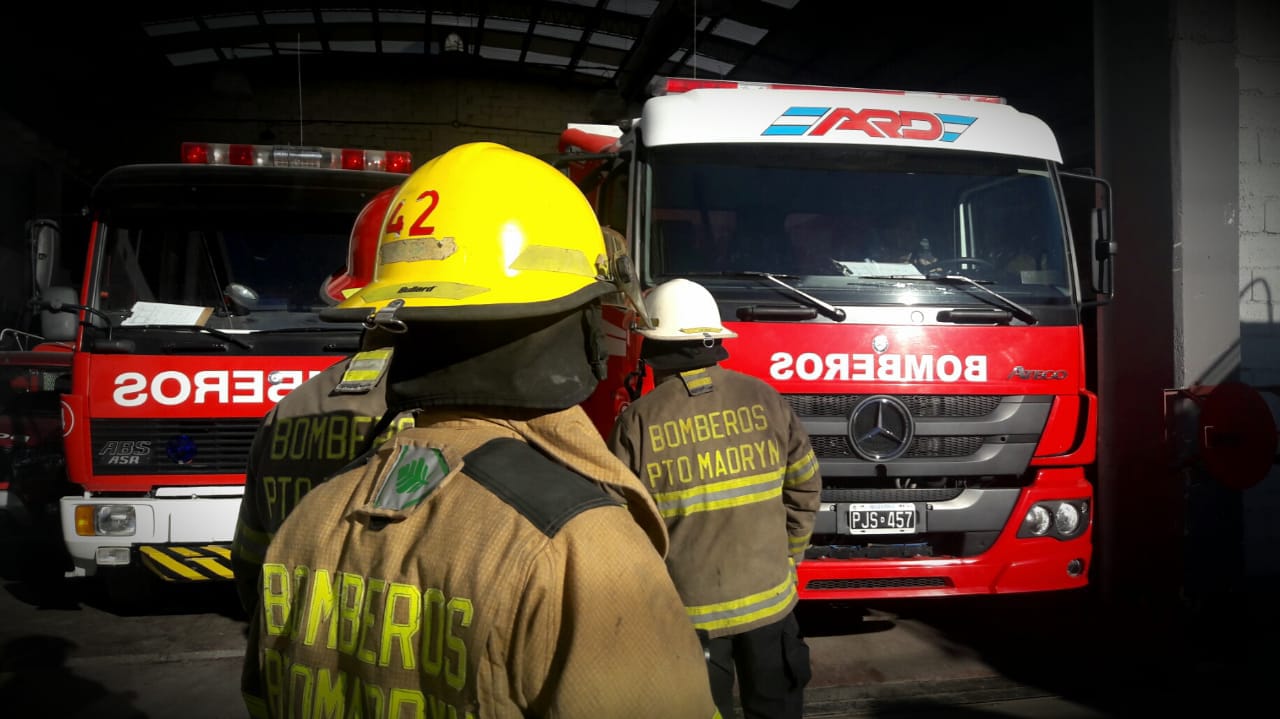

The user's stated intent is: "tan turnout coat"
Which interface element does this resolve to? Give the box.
[609,365,822,639]
[242,405,720,719]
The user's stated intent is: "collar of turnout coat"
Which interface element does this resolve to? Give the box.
[384,306,604,414]
[641,338,728,372]
[405,406,670,558]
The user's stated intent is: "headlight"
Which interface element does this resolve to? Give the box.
[74,504,136,536]
[1054,502,1081,536]
[1018,500,1089,540]
[1023,505,1052,536]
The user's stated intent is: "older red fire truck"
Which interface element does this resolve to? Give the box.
[29,142,408,600]
[564,78,1115,600]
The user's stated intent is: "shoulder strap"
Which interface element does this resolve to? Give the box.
[334,348,394,395]
[677,367,715,396]
[463,437,620,538]
[351,405,403,460]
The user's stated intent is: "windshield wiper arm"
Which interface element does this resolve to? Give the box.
[250,325,362,334]
[884,274,1037,325]
[679,271,847,322]
[129,324,255,350]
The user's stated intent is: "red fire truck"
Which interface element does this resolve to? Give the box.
[28,142,409,600]
[562,78,1116,600]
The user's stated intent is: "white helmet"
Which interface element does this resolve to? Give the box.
[637,278,738,341]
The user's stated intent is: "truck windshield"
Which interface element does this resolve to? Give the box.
[94,207,356,330]
[643,144,1075,307]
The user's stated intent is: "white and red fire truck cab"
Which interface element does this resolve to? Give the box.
[566,78,1114,600]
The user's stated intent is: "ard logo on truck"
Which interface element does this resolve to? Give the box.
[764,107,977,142]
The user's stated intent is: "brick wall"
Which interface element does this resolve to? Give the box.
[1236,0,1280,578]
[1238,0,1280,387]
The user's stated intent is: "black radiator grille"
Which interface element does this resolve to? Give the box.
[810,434,985,459]
[90,418,260,475]
[819,488,962,503]
[786,394,1002,418]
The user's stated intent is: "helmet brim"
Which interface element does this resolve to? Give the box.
[320,280,615,324]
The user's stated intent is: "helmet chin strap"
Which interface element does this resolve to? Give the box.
[623,359,649,401]
[365,298,408,334]
[584,303,609,381]
[640,339,728,373]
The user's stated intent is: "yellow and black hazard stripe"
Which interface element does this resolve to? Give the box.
[138,544,234,582]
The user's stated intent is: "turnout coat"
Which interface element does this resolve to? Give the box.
[241,405,720,719]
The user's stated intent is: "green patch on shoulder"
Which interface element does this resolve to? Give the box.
[373,444,449,510]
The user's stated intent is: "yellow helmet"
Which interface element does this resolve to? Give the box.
[322,141,613,324]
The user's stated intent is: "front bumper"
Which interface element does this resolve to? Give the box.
[60,489,241,579]
[797,469,1093,600]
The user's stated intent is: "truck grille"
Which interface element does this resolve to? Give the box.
[809,434,985,459]
[787,393,1003,418]
[786,393,1050,560]
[90,418,260,475]
[783,393,1048,468]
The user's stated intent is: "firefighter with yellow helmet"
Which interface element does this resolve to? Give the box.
[607,277,822,719]
[240,142,720,719]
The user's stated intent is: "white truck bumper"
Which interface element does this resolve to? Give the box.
[60,487,243,579]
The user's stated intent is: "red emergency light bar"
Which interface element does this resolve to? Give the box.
[652,77,1006,105]
[181,142,413,173]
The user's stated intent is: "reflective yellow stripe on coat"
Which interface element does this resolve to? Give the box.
[651,467,785,518]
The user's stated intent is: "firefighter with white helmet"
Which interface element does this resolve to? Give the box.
[608,277,822,719]
[635,277,740,342]
[240,142,720,719]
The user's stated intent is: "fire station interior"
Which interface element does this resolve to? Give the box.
[1,0,1278,661]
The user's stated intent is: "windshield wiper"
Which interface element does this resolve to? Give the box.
[678,271,847,322]
[249,325,363,334]
[127,324,255,350]
[864,273,1037,325]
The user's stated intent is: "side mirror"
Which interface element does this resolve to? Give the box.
[223,283,259,315]
[27,219,61,295]
[1059,170,1115,302]
[1091,207,1116,297]
[40,286,80,342]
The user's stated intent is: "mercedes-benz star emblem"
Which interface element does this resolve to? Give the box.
[848,396,914,462]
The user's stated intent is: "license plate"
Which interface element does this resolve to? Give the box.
[847,503,917,535]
